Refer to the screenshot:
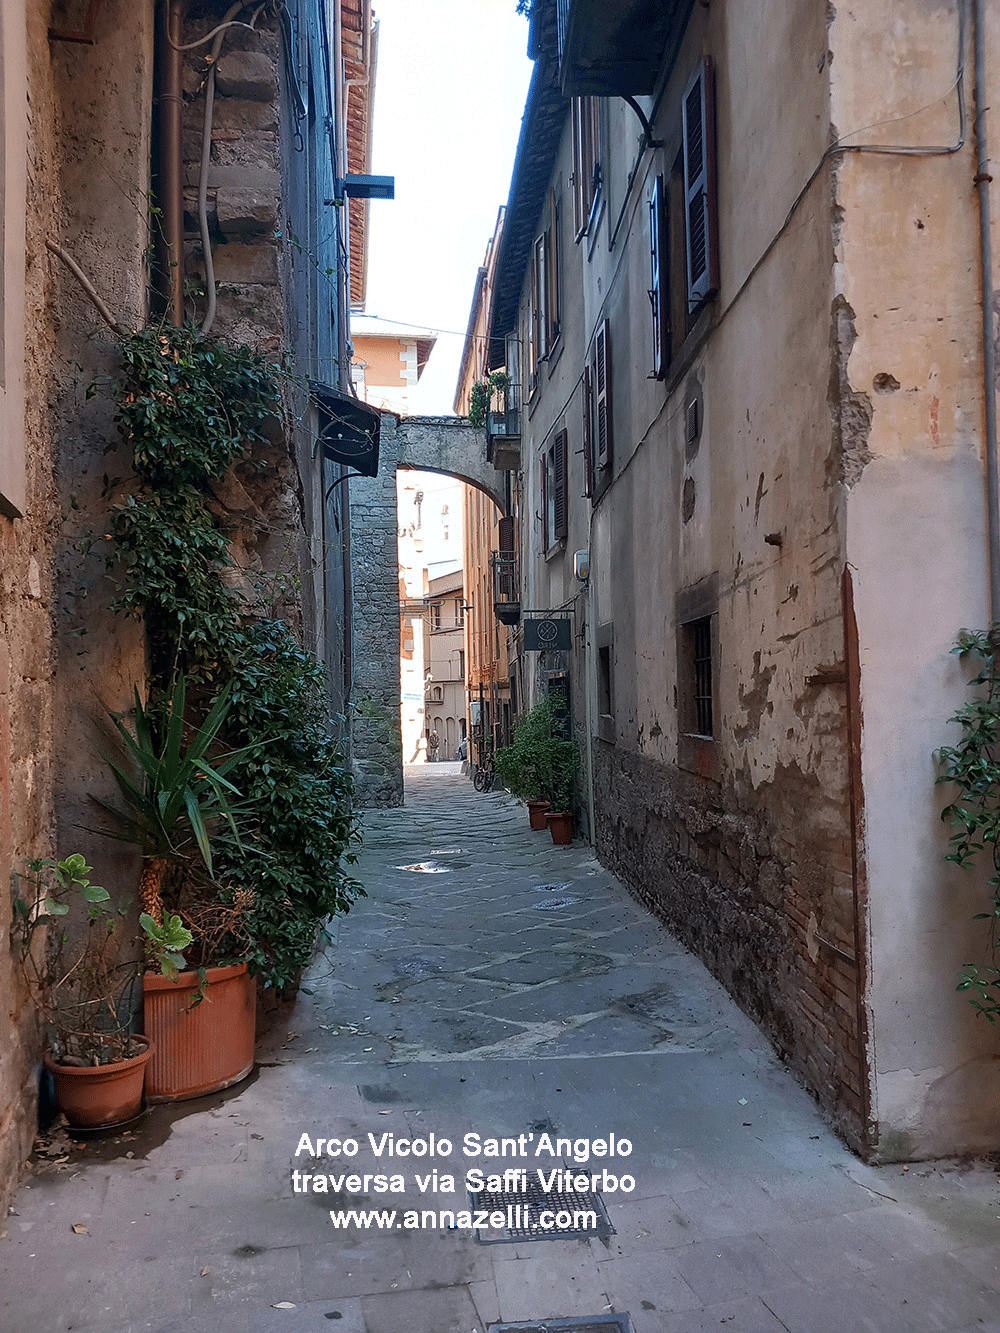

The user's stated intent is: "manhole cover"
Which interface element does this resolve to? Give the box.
[533,897,580,912]
[395,862,450,873]
[470,1169,613,1244]
[488,1319,630,1333]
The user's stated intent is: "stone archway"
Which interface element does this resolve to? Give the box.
[349,414,500,807]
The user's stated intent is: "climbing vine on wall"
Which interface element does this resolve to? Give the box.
[107,324,362,991]
[939,628,1000,1020]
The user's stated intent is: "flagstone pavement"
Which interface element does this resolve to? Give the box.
[2,762,1000,1332]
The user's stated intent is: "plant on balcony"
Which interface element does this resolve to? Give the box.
[468,369,511,428]
[938,627,1000,1020]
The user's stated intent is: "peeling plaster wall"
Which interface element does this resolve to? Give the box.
[832,0,1000,1158]
[0,0,61,1217]
[513,0,874,1148]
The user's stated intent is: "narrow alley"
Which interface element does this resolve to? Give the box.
[3,766,1000,1332]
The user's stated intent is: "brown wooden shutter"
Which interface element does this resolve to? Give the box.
[541,454,549,550]
[582,363,594,498]
[649,173,670,379]
[531,236,544,366]
[682,57,719,309]
[595,318,612,469]
[498,515,514,554]
[553,429,568,540]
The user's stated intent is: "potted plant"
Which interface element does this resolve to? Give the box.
[494,700,553,827]
[545,732,580,846]
[95,675,259,1101]
[11,853,155,1128]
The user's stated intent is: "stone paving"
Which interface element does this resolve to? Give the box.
[3,762,1000,1331]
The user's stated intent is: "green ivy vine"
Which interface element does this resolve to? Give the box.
[938,627,1000,1020]
[107,324,362,991]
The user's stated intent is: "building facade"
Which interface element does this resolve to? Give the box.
[0,0,376,1210]
[479,0,1000,1159]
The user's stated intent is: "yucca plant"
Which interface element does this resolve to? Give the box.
[94,675,246,926]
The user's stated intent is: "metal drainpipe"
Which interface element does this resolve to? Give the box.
[974,0,1000,624]
[158,0,187,326]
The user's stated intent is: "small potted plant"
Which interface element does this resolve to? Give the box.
[11,853,155,1128]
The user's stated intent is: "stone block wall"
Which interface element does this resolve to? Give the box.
[593,733,868,1155]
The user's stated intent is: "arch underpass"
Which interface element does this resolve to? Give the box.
[349,414,501,807]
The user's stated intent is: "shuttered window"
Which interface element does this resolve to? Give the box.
[582,363,594,498]
[594,318,612,469]
[649,173,670,379]
[542,430,569,550]
[682,57,719,310]
[572,96,601,241]
[552,429,568,541]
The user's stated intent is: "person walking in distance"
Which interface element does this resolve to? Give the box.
[427,728,440,763]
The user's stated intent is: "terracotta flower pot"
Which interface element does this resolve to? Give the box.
[546,811,573,845]
[143,961,256,1103]
[527,800,551,830]
[44,1035,154,1129]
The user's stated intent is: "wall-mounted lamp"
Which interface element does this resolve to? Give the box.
[574,549,590,582]
[335,174,396,202]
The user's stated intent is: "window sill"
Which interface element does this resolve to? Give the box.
[546,340,564,378]
[664,300,716,397]
[597,712,615,744]
[544,538,567,563]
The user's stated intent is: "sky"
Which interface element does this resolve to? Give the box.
[362,0,534,415]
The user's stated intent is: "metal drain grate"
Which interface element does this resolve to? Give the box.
[470,1169,613,1244]
[488,1318,630,1333]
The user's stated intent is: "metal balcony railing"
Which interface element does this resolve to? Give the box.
[485,382,521,470]
[491,551,520,626]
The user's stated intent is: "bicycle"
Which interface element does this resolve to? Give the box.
[473,754,494,792]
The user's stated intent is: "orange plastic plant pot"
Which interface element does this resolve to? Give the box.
[143,961,256,1102]
[546,811,573,845]
[527,800,551,830]
[44,1035,154,1128]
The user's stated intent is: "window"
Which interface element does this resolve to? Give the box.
[572,96,601,240]
[682,58,719,310]
[454,598,464,628]
[688,617,713,736]
[583,319,613,494]
[677,575,719,778]
[431,601,442,631]
[649,58,720,377]
[596,622,614,744]
[530,188,561,371]
[648,174,670,380]
[541,428,568,551]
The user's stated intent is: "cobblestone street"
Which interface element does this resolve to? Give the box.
[2,764,1000,1332]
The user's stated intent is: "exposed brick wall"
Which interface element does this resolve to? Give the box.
[592,740,869,1154]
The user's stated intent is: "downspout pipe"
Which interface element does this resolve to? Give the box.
[158,0,187,327]
[973,0,1000,625]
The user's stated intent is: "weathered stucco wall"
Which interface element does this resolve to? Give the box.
[832,0,1000,1158]
[511,0,874,1148]
[0,0,60,1218]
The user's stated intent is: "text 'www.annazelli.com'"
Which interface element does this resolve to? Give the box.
[327,1205,598,1232]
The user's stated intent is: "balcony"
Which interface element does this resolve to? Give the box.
[491,551,521,626]
[556,0,683,97]
[485,381,521,472]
